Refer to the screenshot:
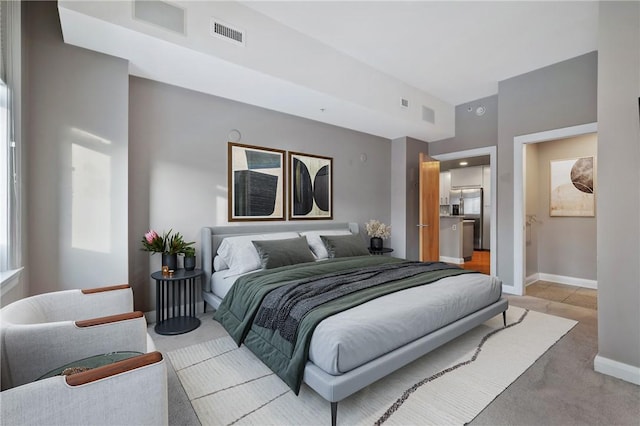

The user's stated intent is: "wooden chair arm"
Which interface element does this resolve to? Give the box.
[81,284,130,294]
[65,352,164,386]
[75,311,144,328]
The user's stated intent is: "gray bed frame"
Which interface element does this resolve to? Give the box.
[201,222,508,426]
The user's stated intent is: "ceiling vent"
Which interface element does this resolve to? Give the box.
[133,1,186,35]
[400,98,409,108]
[211,18,245,46]
[422,105,435,124]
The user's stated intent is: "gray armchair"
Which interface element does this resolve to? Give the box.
[0,284,167,425]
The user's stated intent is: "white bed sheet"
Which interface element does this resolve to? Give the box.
[210,269,501,376]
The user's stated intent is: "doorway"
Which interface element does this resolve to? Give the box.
[432,146,497,278]
[513,122,598,296]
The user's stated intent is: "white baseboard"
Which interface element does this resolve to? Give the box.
[145,300,206,325]
[531,272,597,289]
[440,256,464,264]
[525,273,540,286]
[594,354,640,385]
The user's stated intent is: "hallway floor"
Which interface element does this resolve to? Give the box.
[526,280,597,310]
[460,250,490,275]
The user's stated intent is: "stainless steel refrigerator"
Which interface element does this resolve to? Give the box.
[449,188,483,250]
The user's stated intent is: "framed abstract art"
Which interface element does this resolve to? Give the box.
[549,156,595,217]
[228,143,285,221]
[288,151,333,220]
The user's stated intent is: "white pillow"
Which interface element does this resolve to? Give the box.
[299,230,352,259]
[213,255,228,271]
[217,232,300,275]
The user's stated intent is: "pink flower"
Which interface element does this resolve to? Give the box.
[145,229,158,244]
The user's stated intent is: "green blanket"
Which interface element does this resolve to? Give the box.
[214,256,475,393]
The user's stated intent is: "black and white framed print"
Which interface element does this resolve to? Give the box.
[288,151,333,220]
[228,143,285,221]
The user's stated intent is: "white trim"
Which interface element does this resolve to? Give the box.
[513,122,598,296]
[525,273,540,286]
[432,146,497,277]
[0,267,23,296]
[439,256,463,264]
[537,273,597,289]
[594,354,640,386]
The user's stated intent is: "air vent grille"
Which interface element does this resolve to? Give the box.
[400,98,409,108]
[211,18,245,46]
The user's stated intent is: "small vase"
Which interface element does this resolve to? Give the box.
[161,253,178,271]
[370,237,383,250]
[183,256,196,271]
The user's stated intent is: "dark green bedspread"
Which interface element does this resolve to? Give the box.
[213,256,475,393]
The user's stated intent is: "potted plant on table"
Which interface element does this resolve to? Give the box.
[365,219,391,251]
[141,229,195,271]
[181,246,196,271]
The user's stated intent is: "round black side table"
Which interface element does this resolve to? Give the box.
[368,247,394,256]
[151,268,202,335]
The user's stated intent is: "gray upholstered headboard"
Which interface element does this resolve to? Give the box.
[200,222,360,293]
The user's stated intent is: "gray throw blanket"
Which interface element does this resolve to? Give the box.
[254,261,459,344]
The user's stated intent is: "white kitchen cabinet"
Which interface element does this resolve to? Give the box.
[439,171,451,205]
[450,166,482,188]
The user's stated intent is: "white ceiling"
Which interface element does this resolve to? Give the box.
[58,1,598,141]
[242,1,599,106]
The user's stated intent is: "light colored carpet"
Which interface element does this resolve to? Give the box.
[168,306,576,425]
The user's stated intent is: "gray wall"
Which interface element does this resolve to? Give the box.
[497,52,597,287]
[530,134,597,281]
[129,77,391,311]
[405,137,429,261]
[525,144,539,277]
[24,1,129,296]
[429,94,498,155]
[596,1,640,376]
[390,136,429,261]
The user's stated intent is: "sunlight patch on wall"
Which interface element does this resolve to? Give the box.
[71,143,111,253]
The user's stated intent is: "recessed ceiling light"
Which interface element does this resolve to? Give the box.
[459,161,468,166]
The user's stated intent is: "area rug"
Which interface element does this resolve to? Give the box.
[168,306,576,425]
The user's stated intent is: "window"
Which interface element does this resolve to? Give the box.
[0,0,22,276]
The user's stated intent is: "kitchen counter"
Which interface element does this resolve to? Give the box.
[439,216,474,263]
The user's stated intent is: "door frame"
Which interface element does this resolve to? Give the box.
[432,146,497,278]
[513,122,598,296]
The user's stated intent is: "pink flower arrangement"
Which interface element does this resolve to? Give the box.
[141,229,194,255]
[141,229,167,254]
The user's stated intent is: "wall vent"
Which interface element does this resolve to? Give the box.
[133,1,186,35]
[400,98,409,108]
[211,18,245,46]
[422,105,435,124]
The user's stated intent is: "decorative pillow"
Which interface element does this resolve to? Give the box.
[299,229,352,259]
[252,237,316,269]
[213,255,228,271]
[217,232,299,275]
[320,234,370,258]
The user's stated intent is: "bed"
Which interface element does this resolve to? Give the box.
[201,222,508,425]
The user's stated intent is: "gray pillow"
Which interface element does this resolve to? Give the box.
[320,234,370,258]
[252,236,316,269]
